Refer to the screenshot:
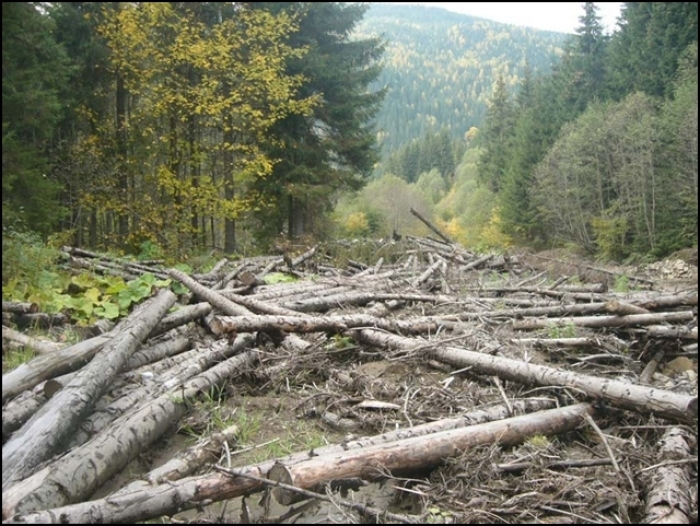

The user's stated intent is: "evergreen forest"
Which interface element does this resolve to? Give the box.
[337,2,698,261]
[3,2,698,264]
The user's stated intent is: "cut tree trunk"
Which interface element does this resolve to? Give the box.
[1,343,257,518]
[409,208,454,245]
[2,326,62,355]
[643,427,694,524]
[353,329,698,424]
[512,311,695,330]
[2,333,112,403]
[1,289,176,490]
[4,401,586,524]
[210,313,453,337]
[267,403,594,504]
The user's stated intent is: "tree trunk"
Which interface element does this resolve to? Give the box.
[4,400,579,524]
[2,290,176,490]
[512,311,695,330]
[2,346,257,518]
[353,329,698,424]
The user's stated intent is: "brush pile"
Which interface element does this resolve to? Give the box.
[2,234,697,524]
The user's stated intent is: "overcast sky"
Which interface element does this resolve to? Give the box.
[387,3,624,34]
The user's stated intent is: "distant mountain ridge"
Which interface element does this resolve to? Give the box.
[354,4,569,159]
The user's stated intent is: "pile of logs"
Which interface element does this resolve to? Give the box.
[1,232,697,524]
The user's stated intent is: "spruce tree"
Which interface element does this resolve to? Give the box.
[247,2,385,242]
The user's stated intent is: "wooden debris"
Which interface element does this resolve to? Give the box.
[2,237,697,524]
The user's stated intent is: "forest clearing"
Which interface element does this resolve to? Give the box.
[2,232,697,524]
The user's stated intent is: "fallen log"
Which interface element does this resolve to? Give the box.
[409,208,454,245]
[2,326,62,355]
[353,330,698,424]
[210,313,455,337]
[1,342,257,519]
[10,312,69,330]
[412,257,444,288]
[116,424,241,493]
[148,302,212,338]
[2,333,113,403]
[168,268,250,316]
[2,289,176,490]
[644,325,698,340]
[512,311,695,330]
[4,401,587,524]
[268,403,594,504]
[643,428,695,524]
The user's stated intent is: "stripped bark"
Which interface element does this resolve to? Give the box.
[2,289,176,490]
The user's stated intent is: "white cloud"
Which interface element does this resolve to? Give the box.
[386,2,623,34]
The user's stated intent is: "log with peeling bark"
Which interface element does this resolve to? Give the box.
[353,329,698,424]
[2,398,571,524]
[210,313,456,337]
[116,424,241,493]
[643,427,695,524]
[1,343,257,519]
[2,289,176,491]
[2,332,113,403]
[512,310,695,330]
[2,326,62,355]
[268,403,594,504]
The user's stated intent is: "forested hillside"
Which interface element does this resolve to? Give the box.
[2,2,697,264]
[338,2,697,261]
[355,4,568,159]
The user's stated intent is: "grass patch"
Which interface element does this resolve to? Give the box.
[546,321,578,339]
[2,347,36,373]
[249,419,328,464]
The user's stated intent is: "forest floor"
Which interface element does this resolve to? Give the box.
[2,240,697,524]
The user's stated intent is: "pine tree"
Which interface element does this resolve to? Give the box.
[608,2,698,99]
[247,2,386,243]
[2,3,71,235]
[477,75,514,193]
